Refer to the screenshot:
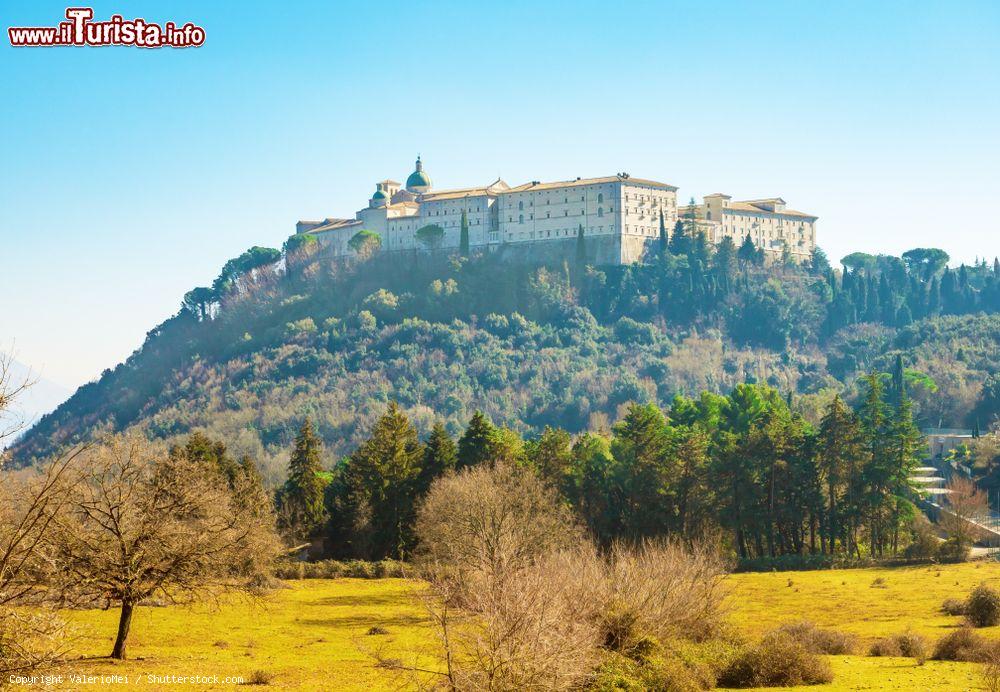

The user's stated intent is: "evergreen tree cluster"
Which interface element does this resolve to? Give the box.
[297,367,924,562]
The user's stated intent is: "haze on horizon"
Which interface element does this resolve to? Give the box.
[1,0,998,392]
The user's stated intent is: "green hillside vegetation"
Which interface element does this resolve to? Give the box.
[10,236,1000,485]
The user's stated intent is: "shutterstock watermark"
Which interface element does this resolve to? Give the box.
[8,7,206,48]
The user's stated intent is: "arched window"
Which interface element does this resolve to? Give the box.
[518,201,524,211]
[598,193,604,203]
[598,207,604,217]
[519,214,524,224]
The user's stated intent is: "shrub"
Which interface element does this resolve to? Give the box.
[983,650,1000,692]
[942,597,967,616]
[937,536,971,563]
[366,626,389,636]
[868,637,901,657]
[273,559,407,580]
[966,583,1000,627]
[414,462,580,584]
[869,631,927,660]
[589,651,716,692]
[442,547,603,691]
[717,633,833,688]
[904,515,940,559]
[240,670,276,686]
[772,621,856,655]
[932,626,1000,662]
[599,540,729,652]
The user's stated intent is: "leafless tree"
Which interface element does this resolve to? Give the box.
[0,349,34,448]
[53,434,281,659]
[413,462,580,593]
[403,463,730,690]
[0,351,83,677]
[941,475,991,557]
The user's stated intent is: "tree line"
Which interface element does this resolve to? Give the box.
[273,356,926,562]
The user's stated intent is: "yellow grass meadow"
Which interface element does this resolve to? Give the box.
[45,562,1000,691]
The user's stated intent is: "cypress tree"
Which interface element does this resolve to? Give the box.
[658,210,668,254]
[459,209,470,257]
[575,224,587,272]
[884,365,924,553]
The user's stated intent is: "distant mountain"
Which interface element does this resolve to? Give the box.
[2,360,72,448]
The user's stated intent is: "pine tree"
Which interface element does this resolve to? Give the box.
[349,402,423,558]
[457,410,496,469]
[817,396,864,554]
[173,431,240,488]
[526,426,573,489]
[459,209,470,257]
[281,418,328,539]
[419,422,457,493]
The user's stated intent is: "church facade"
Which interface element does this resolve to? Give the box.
[296,158,817,265]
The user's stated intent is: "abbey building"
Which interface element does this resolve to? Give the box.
[296,157,817,265]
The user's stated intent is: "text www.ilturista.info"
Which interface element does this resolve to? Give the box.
[8,7,205,48]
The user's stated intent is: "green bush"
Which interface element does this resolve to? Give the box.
[717,633,833,688]
[937,537,971,563]
[273,559,407,580]
[966,583,1000,627]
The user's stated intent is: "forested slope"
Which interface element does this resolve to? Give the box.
[11,235,1000,483]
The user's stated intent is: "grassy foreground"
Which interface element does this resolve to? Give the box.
[50,562,1000,690]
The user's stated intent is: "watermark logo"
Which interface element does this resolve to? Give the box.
[8,7,206,48]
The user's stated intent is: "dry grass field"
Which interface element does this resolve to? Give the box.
[45,562,1000,690]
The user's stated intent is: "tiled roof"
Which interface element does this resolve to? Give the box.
[421,179,510,201]
[307,218,363,234]
[504,175,677,193]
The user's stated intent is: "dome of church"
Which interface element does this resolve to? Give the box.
[372,188,387,201]
[405,155,432,192]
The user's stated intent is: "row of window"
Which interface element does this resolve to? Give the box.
[506,226,611,240]
[511,206,614,224]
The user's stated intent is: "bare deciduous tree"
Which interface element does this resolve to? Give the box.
[0,352,82,677]
[54,435,281,660]
[402,463,730,691]
[413,462,580,589]
[940,475,991,558]
[0,350,34,448]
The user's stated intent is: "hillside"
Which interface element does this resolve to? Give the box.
[10,242,1000,483]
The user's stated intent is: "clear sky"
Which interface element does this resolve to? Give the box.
[2,0,998,390]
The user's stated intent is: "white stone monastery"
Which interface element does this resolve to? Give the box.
[296,157,817,265]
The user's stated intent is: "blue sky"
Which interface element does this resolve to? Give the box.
[2,0,998,389]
